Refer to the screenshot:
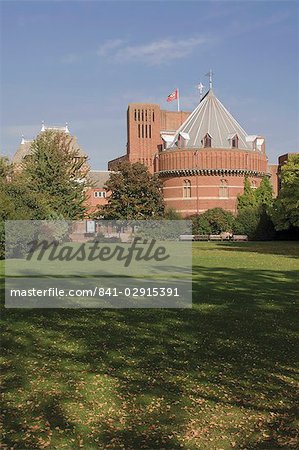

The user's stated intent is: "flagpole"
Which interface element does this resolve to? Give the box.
[177,88,180,112]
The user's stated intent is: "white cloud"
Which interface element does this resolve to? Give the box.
[97,36,208,65]
[96,39,126,57]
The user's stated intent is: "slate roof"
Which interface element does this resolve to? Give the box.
[170,89,252,151]
[88,171,111,188]
[12,124,87,165]
[12,139,34,164]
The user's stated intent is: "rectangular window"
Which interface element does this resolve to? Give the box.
[94,191,106,198]
[138,124,141,138]
[142,124,144,138]
[145,124,148,138]
[149,124,152,138]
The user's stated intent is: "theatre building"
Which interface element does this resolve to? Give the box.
[109,86,270,216]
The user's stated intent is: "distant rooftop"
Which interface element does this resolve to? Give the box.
[169,89,264,152]
[12,122,87,165]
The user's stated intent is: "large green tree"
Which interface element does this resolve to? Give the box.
[22,130,88,219]
[255,176,274,208]
[272,154,299,230]
[0,170,51,259]
[237,177,257,211]
[97,161,165,220]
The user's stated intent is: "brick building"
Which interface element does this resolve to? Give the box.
[108,87,271,216]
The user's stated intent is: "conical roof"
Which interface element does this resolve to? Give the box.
[170,89,252,150]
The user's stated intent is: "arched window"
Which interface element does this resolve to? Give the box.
[183,179,191,198]
[202,133,212,148]
[219,179,228,198]
[232,135,239,148]
[251,180,257,189]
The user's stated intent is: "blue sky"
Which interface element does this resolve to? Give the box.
[1,0,298,167]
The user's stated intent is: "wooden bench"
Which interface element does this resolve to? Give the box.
[232,235,248,241]
[194,235,209,241]
[179,235,195,241]
[209,234,222,241]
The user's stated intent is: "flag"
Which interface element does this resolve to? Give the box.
[167,89,178,102]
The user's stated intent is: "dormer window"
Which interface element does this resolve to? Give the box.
[232,135,238,148]
[177,132,190,149]
[202,133,212,148]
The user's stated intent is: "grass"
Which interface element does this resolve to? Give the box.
[1,242,298,449]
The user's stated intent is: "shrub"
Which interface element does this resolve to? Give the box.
[234,206,275,240]
[192,208,234,235]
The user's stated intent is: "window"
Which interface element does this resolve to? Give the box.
[94,191,106,198]
[202,133,212,148]
[232,135,239,148]
[138,124,141,138]
[134,109,137,121]
[183,180,191,198]
[149,124,152,138]
[251,180,257,189]
[219,179,228,198]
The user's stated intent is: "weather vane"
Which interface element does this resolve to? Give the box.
[205,69,214,90]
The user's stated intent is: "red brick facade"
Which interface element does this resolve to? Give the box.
[108,101,271,216]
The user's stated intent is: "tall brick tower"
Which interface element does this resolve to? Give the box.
[127,103,161,173]
[108,103,190,173]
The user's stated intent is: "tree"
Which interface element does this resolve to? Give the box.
[192,208,234,235]
[0,156,13,180]
[22,130,88,220]
[234,206,275,240]
[97,161,165,220]
[237,177,256,211]
[0,176,51,259]
[272,154,299,231]
[255,176,274,208]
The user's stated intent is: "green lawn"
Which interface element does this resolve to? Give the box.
[1,242,298,449]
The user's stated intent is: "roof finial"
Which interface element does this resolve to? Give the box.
[197,82,205,100]
[205,69,214,90]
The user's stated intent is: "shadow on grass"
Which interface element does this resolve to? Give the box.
[1,263,298,449]
[213,241,299,259]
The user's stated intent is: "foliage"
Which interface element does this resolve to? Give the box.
[255,175,274,208]
[0,177,51,258]
[22,130,89,220]
[0,156,13,180]
[237,177,257,211]
[234,206,275,240]
[97,161,165,220]
[164,207,182,220]
[272,154,299,231]
[191,215,212,235]
[192,208,234,235]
